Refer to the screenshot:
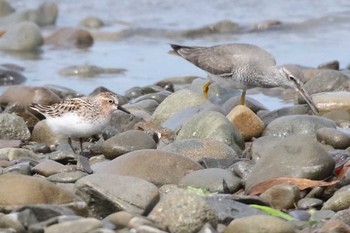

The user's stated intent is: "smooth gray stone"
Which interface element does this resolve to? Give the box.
[75,174,159,217]
[263,115,337,138]
[0,113,31,140]
[246,135,335,192]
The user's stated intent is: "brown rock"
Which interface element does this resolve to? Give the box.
[95,149,203,186]
[0,174,75,205]
[226,105,265,141]
[45,28,94,48]
[260,184,300,210]
[31,120,66,146]
[0,86,61,106]
[318,220,350,233]
[312,91,350,113]
[32,160,67,176]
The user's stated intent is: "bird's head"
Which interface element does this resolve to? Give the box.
[98,92,130,115]
[277,67,319,115]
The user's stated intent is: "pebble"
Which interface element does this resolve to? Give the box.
[0,113,31,140]
[297,197,323,209]
[226,105,265,141]
[223,215,295,233]
[0,22,43,51]
[260,184,300,209]
[45,28,94,49]
[312,91,350,113]
[160,138,241,162]
[95,149,203,186]
[47,171,87,183]
[322,185,350,211]
[179,168,241,193]
[152,89,208,125]
[148,189,217,233]
[0,213,25,233]
[44,218,102,233]
[79,16,105,29]
[0,148,40,161]
[316,127,350,149]
[263,115,337,138]
[0,173,75,205]
[177,110,245,150]
[75,174,159,217]
[102,130,157,159]
[31,120,66,146]
[245,134,335,192]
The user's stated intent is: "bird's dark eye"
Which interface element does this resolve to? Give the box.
[108,99,114,104]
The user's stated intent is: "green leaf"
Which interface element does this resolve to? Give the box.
[186,186,217,196]
[250,204,294,221]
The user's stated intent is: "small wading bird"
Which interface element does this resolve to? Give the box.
[30,92,130,154]
[169,43,319,115]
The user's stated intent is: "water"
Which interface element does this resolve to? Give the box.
[2,0,350,110]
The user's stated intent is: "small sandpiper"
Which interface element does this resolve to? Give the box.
[170,43,318,115]
[30,92,130,154]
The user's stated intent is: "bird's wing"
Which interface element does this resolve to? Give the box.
[170,43,276,77]
[30,98,86,118]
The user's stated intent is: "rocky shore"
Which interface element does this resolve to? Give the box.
[1,1,350,233]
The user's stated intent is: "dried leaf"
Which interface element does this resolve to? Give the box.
[249,177,338,195]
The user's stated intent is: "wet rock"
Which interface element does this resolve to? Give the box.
[205,194,267,224]
[132,91,171,105]
[0,213,25,233]
[223,215,295,233]
[260,184,300,209]
[177,111,245,150]
[0,85,61,106]
[3,161,31,175]
[124,99,159,114]
[250,136,283,161]
[180,20,239,38]
[0,139,21,149]
[252,19,282,30]
[0,22,43,51]
[297,197,323,209]
[0,0,14,17]
[45,28,94,48]
[316,127,350,149]
[152,89,208,125]
[95,149,203,186]
[79,16,105,28]
[102,130,157,159]
[148,189,217,233]
[31,120,66,146]
[33,160,67,176]
[160,139,241,162]
[0,2,58,27]
[299,70,350,102]
[229,160,255,180]
[58,65,126,77]
[155,76,199,91]
[318,220,350,233]
[3,103,39,130]
[110,109,143,133]
[0,174,75,205]
[263,115,336,138]
[135,121,175,141]
[75,174,159,217]
[322,185,350,211]
[180,168,241,193]
[323,110,350,128]
[104,211,134,229]
[0,113,30,140]
[259,105,311,125]
[0,148,40,161]
[15,204,76,227]
[0,67,26,86]
[226,105,265,141]
[317,60,340,70]
[332,208,350,225]
[47,171,87,183]
[312,91,350,113]
[246,135,335,192]
[44,218,102,233]
[162,102,224,133]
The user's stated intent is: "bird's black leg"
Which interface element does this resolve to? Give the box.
[67,137,76,153]
[79,138,84,155]
[240,88,247,105]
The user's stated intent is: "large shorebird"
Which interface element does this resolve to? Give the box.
[170,43,318,115]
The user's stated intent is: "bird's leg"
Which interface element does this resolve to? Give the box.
[240,88,247,105]
[67,137,76,153]
[79,138,84,155]
[203,81,213,98]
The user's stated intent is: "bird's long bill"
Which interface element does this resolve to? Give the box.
[295,86,319,115]
[118,105,130,114]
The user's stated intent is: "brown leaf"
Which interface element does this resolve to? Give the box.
[249,177,338,195]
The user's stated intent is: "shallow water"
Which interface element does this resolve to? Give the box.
[2,0,350,110]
